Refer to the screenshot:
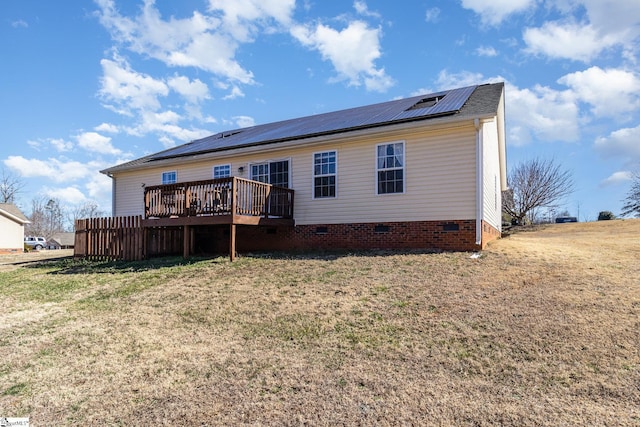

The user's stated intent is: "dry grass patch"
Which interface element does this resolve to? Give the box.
[0,221,639,425]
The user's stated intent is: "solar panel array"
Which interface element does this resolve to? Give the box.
[150,85,477,161]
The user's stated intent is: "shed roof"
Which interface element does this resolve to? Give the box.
[49,232,75,247]
[102,82,504,175]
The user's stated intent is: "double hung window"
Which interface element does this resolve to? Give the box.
[313,151,337,198]
[376,142,404,194]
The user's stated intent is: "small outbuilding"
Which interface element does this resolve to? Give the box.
[0,203,30,254]
[48,232,75,249]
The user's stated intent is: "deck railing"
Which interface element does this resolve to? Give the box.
[144,177,294,219]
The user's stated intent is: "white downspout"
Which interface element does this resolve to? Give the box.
[474,118,483,246]
[110,174,116,217]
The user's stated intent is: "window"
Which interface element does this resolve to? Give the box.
[250,160,289,187]
[213,164,231,179]
[313,151,336,198]
[162,171,177,185]
[376,142,404,194]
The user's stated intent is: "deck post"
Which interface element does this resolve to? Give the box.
[183,225,190,258]
[229,223,236,262]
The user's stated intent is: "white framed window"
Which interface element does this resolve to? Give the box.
[162,171,177,185]
[313,150,337,198]
[213,164,231,179]
[250,159,290,188]
[376,142,405,194]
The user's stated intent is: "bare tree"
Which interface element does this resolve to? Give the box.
[26,197,66,238]
[0,167,25,204]
[620,172,640,218]
[503,158,574,225]
[69,201,105,225]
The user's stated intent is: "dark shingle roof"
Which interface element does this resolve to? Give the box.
[49,232,75,247]
[102,82,504,174]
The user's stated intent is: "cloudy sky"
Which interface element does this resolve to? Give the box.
[1,0,639,221]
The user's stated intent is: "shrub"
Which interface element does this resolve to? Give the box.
[597,211,616,221]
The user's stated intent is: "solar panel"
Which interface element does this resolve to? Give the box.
[149,85,477,161]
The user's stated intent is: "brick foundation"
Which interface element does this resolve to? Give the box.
[193,219,487,254]
[0,248,23,255]
[480,220,501,249]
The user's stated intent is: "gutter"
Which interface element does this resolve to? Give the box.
[0,209,30,225]
[474,118,483,246]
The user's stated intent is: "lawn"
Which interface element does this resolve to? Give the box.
[0,220,638,425]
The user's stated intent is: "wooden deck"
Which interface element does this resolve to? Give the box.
[143,176,295,227]
[143,177,295,260]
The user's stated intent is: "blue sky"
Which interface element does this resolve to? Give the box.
[1,0,639,222]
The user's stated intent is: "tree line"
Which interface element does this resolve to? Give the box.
[1,168,104,238]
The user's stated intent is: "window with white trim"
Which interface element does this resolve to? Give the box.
[376,142,404,194]
[313,151,336,198]
[213,164,231,179]
[162,171,177,185]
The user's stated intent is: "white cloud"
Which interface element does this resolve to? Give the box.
[222,85,245,100]
[25,138,73,152]
[167,75,211,104]
[126,110,211,142]
[43,186,88,205]
[94,123,120,133]
[434,70,486,90]
[85,173,114,204]
[523,22,619,62]
[476,46,498,57]
[353,1,381,19]
[27,140,41,150]
[291,20,394,92]
[11,19,28,28]
[506,83,579,145]
[460,0,535,26]
[600,171,634,187]
[4,156,102,183]
[99,56,169,113]
[425,7,440,23]
[76,132,122,156]
[431,70,578,146]
[558,66,640,119]
[594,125,640,163]
[95,0,296,85]
[233,115,255,128]
[48,138,74,152]
[207,0,296,41]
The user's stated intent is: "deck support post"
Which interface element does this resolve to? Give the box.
[183,225,190,258]
[229,223,236,262]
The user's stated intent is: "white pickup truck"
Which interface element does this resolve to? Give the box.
[24,236,47,250]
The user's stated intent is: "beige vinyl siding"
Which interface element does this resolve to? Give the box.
[481,118,502,230]
[112,124,478,223]
[0,215,24,249]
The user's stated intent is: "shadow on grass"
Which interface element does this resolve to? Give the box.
[24,248,449,275]
[240,247,446,261]
[25,255,224,275]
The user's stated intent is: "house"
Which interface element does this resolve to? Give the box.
[101,82,507,258]
[0,203,30,254]
[48,232,75,249]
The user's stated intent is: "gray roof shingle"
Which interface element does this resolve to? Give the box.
[0,203,30,223]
